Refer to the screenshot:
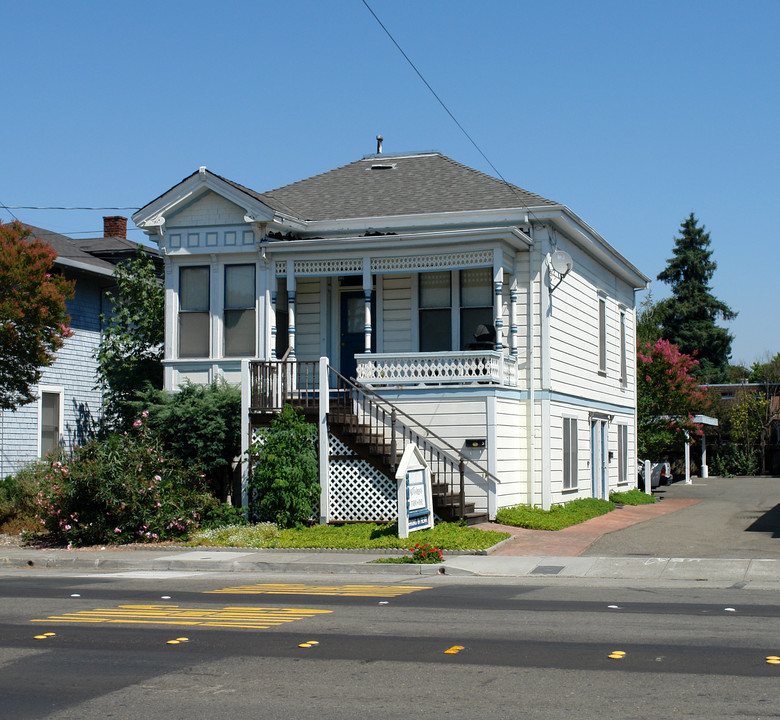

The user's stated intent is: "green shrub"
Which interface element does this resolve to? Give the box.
[248,405,319,528]
[0,463,44,533]
[497,497,614,531]
[609,488,656,505]
[34,414,227,547]
[711,445,760,477]
[131,380,241,501]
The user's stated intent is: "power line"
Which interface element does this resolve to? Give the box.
[5,206,140,211]
[360,0,542,226]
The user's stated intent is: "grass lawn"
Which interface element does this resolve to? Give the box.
[609,488,656,505]
[186,521,510,551]
[497,498,615,531]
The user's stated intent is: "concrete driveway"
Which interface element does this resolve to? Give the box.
[582,475,780,559]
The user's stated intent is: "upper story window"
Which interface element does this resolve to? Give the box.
[179,266,210,358]
[224,264,256,357]
[419,271,451,352]
[619,308,627,386]
[419,268,495,352]
[598,293,607,374]
[460,268,493,350]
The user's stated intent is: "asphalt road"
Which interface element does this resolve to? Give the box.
[1,570,779,719]
[583,475,780,558]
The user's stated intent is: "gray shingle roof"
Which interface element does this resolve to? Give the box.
[252,153,559,222]
[24,226,117,273]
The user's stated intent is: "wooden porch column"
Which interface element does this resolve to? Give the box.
[270,279,278,360]
[493,249,504,353]
[363,259,372,354]
[509,275,519,358]
[286,259,296,359]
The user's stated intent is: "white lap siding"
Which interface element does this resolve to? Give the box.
[381,274,412,353]
[294,278,322,362]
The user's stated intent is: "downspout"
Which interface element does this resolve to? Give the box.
[527,230,536,508]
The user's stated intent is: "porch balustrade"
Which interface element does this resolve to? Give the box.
[355,351,520,388]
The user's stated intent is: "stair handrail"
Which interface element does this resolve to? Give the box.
[328,365,501,488]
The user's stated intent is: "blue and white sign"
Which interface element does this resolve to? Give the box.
[396,444,433,538]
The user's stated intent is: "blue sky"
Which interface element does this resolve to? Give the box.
[3,0,777,365]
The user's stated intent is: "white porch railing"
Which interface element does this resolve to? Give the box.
[355,351,520,387]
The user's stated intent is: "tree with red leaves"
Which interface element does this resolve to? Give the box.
[637,338,709,458]
[0,221,74,410]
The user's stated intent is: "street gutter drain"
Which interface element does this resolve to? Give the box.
[531,565,564,575]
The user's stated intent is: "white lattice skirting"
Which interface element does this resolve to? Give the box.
[328,434,396,522]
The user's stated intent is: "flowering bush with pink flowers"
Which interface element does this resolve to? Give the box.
[34,414,240,547]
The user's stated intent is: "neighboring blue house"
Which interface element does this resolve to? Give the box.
[0,218,154,477]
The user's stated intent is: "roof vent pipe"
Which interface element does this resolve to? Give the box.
[376,135,383,154]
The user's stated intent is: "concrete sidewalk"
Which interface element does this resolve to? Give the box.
[2,544,779,584]
[2,490,778,583]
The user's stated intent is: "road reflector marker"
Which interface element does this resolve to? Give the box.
[176,637,189,642]
[724,607,736,612]
[33,635,48,640]
[166,640,181,645]
[70,594,80,598]
[610,650,626,655]
[44,633,56,637]
[608,654,625,660]
[767,657,780,665]
[444,645,464,654]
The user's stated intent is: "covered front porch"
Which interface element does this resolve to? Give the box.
[241,354,527,525]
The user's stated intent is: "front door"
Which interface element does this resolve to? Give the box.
[591,419,608,499]
[340,291,375,380]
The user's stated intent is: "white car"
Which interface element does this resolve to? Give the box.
[637,460,672,490]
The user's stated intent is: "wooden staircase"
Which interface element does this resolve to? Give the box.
[327,396,487,525]
[248,359,496,525]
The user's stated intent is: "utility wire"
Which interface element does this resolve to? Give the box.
[6,206,140,211]
[360,0,542,225]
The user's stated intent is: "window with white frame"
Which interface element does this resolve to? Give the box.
[619,308,627,386]
[617,424,628,483]
[224,264,255,357]
[598,294,607,374]
[459,268,494,349]
[419,271,452,352]
[563,417,578,490]
[179,266,210,358]
[419,268,495,352]
[39,388,62,458]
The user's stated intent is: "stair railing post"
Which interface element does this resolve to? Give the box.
[318,357,330,524]
[390,408,397,472]
[459,458,466,521]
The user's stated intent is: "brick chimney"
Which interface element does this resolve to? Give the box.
[103,216,127,239]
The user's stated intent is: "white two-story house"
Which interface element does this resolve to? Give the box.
[133,152,648,523]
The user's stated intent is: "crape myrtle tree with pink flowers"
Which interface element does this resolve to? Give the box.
[637,338,709,459]
[0,221,74,411]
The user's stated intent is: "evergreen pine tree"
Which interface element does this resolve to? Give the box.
[657,213,736,382]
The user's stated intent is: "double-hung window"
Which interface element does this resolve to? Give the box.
[563,417,578,490]
[224,264,255,357]
[419,271,452,352]
[598,294,607,374]
[39,389,62,458]
[179,266,210,358]
[617,424,628,483]
[619,308,627,386]
[459,268,493,349]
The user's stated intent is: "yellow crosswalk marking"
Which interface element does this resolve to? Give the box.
[205,583,432,597]
[31,605,332,630]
